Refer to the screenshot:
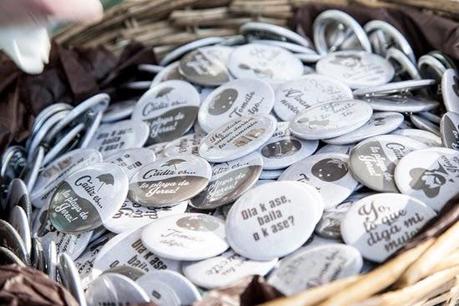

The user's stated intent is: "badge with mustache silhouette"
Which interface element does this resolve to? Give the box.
[409,162,451,198]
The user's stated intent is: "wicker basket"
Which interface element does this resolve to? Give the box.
[53,1,459,305]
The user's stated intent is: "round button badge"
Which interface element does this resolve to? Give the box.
[105,148,156,179]
[290,100,373,140]
[267,243,362,295]
[279,153,358,208]
[198,78,275,133]
[199,115,277,163]
[129,155,211,208]
[440,112,459,150]
[395,147,459,212]
[48,163,129,233]
[225,181,324,260]
[441,68,459,113]
[350,135,428,192]
[259,122,318,170]
[141,213,229,261]
[341,193,436,262]
[86,120,149,157]
[132,80,200,145]
[316,51,394,89]
[273,74,353,121]
[190,152,263,210]
[228,43,303,82]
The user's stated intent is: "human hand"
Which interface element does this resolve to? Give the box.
[0,0,103,26]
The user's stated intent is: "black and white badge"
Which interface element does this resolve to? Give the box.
[364,95,439,113]
[410,114,440,136]
[240,22,313,48]
[57,253,86,306]
[350,135,427,192]
[105,148,156,179]
[316,51,394,89]
[352,79,436,97]
[225,181,324,260]
[163,133,203,157]
[392,128,442,147]
[104,198,188,234]
[440,112,459,150]
[85,273,150,306]
[9,206,31,255]
[160,37,225,66]
[198,78,275,133]
[129,155,211,207]
[199,115,277,162]
[179,46,232,86]
[341,193,436,262]
[279,153,358,208]
[228,43,303,82]
[32,204,92,260]
[141,213,228,261]
[132,80,200,145]
[290,100,373,140]
[273,74,353,121]
[441,68,459,113]
[267,244,362,295]
[324,112,404,145]
[136,270,202,305]
[190,152,263,210]
[6,179,31,219]
[48,163,128,233]
[183,249,278,289]
[259,122,318,170]
[395,147,459,212]
[31,149,103,208]
[86,120,149,157]
[0,219,29,264]
[92,225,180,278]
[151,61,187,86]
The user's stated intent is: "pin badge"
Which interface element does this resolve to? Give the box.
[349,135,427,192]
[410,114,440,136]
[279,153,358,208]
[48,163,129,233]
[353,79,435,97]
[395,147,459,212]
[316,51,394,89]
[440,112,459,150]
[183,249,277,289]
[268,244,362,295]
[101,100,136,123]
[199,115,277,163]
[87,120,149,157]
[341,193,436,262]
[163,133,203,157]
[393,128,442,147]
[228,43,303,82]
[240,22,313,48]
[129,155,211,207]
[198,78,275,133]
[160,37,225,66]
[190,152,263,210]
[273,74,353,121]
[290,100,373,140]
[104,198,188,234]
[225,181,324,260]
[441,69,459,113]
[132,80,200,145]
[141,213,228,261]
[105,148,156,179]
[364,95,439,113]
[58,253,87,306]
[324,112,404,145]
[179,46,233,86]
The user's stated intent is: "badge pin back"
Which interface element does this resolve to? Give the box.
[129,154,211,207]
[1,146,26,182]
[364,95,439,113]
[353,79,436,97]
[58,253,87,306]
[386,48,420,80]
[225,181,324,260]
[313,10,371,55]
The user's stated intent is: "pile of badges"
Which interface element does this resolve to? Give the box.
[1,11,459,306]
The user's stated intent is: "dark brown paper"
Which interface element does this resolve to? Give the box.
[0,264,78,306]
